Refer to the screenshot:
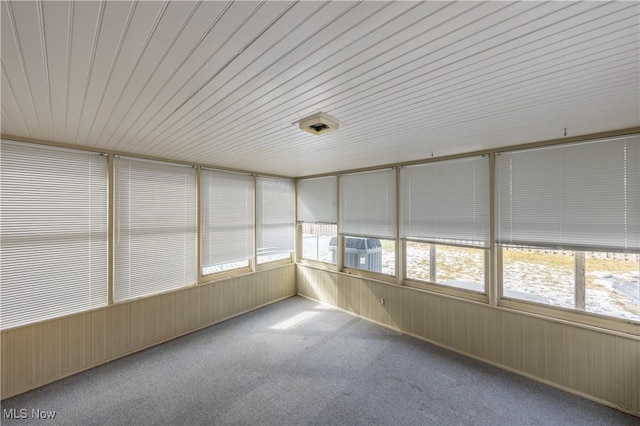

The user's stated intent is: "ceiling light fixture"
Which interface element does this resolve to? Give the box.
[298,112,340,135]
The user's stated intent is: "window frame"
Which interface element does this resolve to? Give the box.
[200,168,255,281]
[296,175,338,266]
[498,245,639,326]
[0,139,109,330]
[338,168,397,280]
[338,235,397,280]
[298,222,338,266]
[3,130,638,335]
[292,132,639,333]
[399,154,490,297]
[402,239,489,302]
[201,261,254,283]
[496,246,639,334]
[494,136,639,253]
[113,156,198,303]
[256,177,295,266]
[493,135,640,332]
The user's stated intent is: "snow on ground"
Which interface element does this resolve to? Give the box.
[587,272,639,321]
[304,236,639,322]
[503,260,639,321]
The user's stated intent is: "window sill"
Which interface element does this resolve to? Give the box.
[341,266,396,284]
[499,297,640,338]
[403,278,488,303]
[200,266,253,284]
[297,258,338,272]
[256,257,293,271]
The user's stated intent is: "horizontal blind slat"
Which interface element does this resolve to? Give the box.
[0,140,108,329]
[257,177,294,260]
[297,176,337,223]
[401,156,489,246]
[496,135,640,251]
[201,170,254,270]
[114,157,196,302]
[340,169,396,239]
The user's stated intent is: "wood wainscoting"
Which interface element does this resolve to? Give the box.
[296,264,640,416]
[1,264,295,399]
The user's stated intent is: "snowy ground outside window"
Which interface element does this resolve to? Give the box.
[306,236,639,322]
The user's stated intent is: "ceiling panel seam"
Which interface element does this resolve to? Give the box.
[183,3,586,145]
[118,1,265,151]
[63,1,73,138]
[338,42,639,125]
[166,3,538,149]
[105,1,232,150]
[3,1,44,138]
[133,1,288,149]
[73,0,106,144]
[37,0,54,141]
[144,0,446,151]
[83,1,137,146]
[181,5,638,148]
[1,104,18,135]
[333,18,640,119]
[2,64,32,138]
[93,1,170,148]
[146,1,365,154]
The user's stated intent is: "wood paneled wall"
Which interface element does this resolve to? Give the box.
[296,265,640,416]
[1,264,295,399]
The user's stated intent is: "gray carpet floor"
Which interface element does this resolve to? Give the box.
[1,295,638,425]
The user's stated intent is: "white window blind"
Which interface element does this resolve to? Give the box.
[201,169,254,272]
[496,135,640,251]
[257,177,294,261]
[114,157,196,302]
[401,156,489,247]
[1,140,108,329]
[297,176,337,223]
[340,169,396,239]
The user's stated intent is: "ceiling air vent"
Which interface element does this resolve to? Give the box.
[298,112,339,135]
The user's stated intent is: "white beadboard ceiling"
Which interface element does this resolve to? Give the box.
[2,1,639,177]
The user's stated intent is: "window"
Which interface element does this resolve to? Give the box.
[339,236,395,274]
[257,177,294,264]
[401,156,489,291]
[301,223,337,263]
[201,169,254,275]
[0,140,107,329]
[340,169,396,275]
[114,157,196,301]
[502,246,575,306]
[406,242,485,292]
[497,135,640,322]
[502,247,639,321]
[585,252,639,321]
[297,176,337,263]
